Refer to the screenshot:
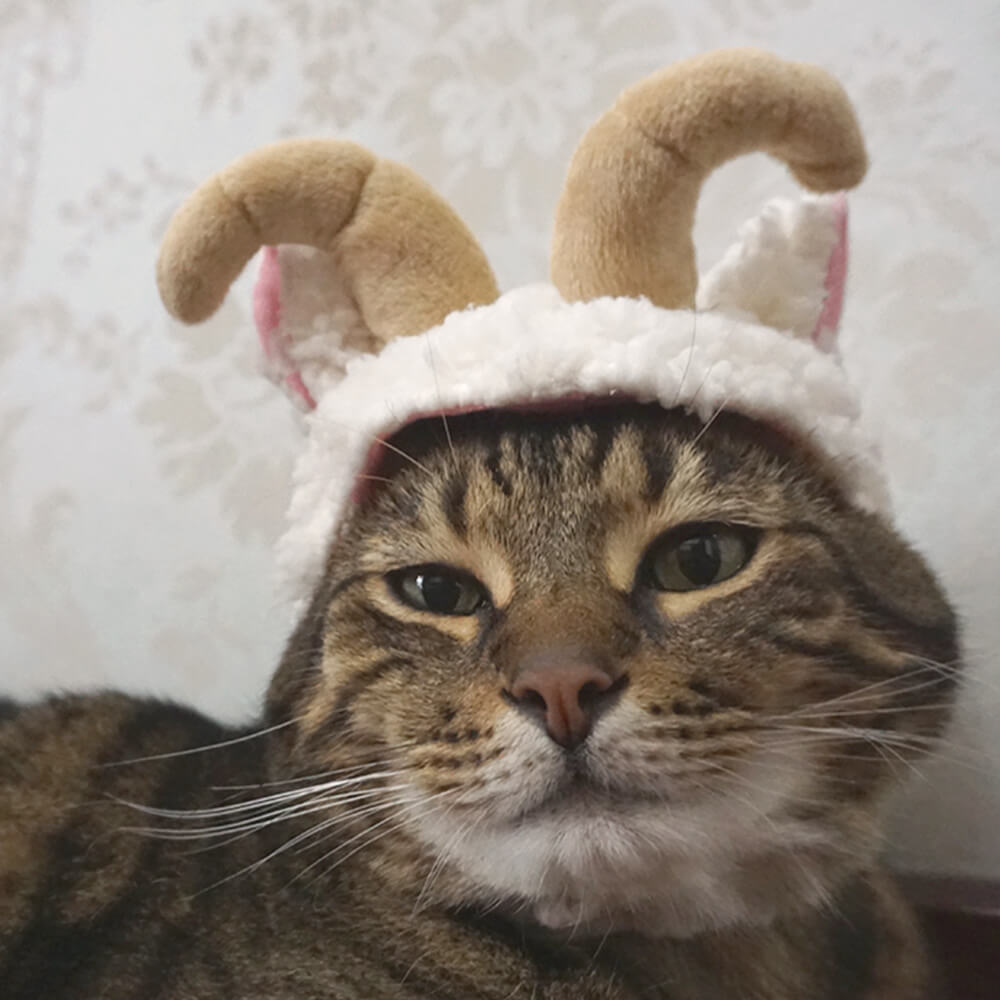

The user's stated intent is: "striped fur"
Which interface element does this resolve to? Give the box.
[1,404,957,998]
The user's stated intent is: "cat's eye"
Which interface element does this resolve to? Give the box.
[643,523,758,592]
[388,565,489,616]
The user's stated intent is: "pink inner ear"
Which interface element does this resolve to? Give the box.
[810,193,849,352]
[253,246,316,410]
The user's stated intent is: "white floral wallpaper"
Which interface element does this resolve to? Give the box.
[2,0,998,879]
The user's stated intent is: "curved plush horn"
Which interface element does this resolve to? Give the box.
[158,139,499,341]
[550,48,867,308]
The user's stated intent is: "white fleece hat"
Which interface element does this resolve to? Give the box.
[257,193,886,604]
[156,49,884,606]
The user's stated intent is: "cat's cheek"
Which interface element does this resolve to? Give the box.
[407,711,562,816]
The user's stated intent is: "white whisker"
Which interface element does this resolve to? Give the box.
[121,784,412,842]
[294,788,456,888]
[114,769,409,822]
[100,717,303,768]
[690,394,731,446]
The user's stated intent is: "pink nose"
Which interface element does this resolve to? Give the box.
[508,661,618,748]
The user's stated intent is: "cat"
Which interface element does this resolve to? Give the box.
[0,402,958,998]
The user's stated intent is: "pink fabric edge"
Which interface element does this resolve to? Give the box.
[253,246,316,411]
[349,393,807,506]
[811,192,848,352]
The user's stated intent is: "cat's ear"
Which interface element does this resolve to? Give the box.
[157,139,499,411]
[696,193,849,353]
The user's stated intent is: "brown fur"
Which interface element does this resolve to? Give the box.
[0,405,958,998]
[556,48,867,307]
[157,138,499,334]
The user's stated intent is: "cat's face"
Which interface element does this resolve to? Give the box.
[271,404,958,937]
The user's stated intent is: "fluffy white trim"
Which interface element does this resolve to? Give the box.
[698,194,840,341]
[277,286,889,605]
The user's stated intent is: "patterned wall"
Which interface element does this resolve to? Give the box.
[2,0,998,877]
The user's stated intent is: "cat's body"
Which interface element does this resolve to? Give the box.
[1,406,957,998]
[0,693,925,1000]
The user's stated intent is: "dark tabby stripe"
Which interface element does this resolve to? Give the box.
[308,654,415,743]
[441,473,468,537]
[827,879,878,999]
[785,523,957,651]
[584,421,616,480]
[350,603,459,656]
[638,428,675,501]
[763,633,902,680]
[1,703,223,999]
[267,571,366,724]
[484,443,513,496]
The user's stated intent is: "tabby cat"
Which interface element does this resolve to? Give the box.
[1,403,958,998]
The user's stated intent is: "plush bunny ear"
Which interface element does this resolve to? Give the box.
[252,244,380,409]
[697,193,849,352]
[158,139,499,408]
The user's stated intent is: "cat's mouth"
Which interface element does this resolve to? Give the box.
[508,758,672,824]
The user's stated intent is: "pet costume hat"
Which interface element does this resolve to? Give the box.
[156,48,882,606]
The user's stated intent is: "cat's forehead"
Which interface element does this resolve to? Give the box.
[390,405,812,492]
[349,405,836,566]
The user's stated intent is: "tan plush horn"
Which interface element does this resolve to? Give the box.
[157,138,499,342]
[550,48,868,309]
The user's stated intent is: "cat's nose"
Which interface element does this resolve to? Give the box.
[507,657,620,749]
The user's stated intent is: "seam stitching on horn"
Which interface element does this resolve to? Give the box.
[327,161,377,252]
[612,107,694,169]
[216,174,264,242]
[327,162,378,333]
[778,86,799,162]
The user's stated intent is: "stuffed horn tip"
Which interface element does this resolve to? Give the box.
[156,175,262,325]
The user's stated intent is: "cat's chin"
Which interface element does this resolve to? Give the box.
[523,843,840,939]
[414,794,873,940]
[405,720,883,938]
